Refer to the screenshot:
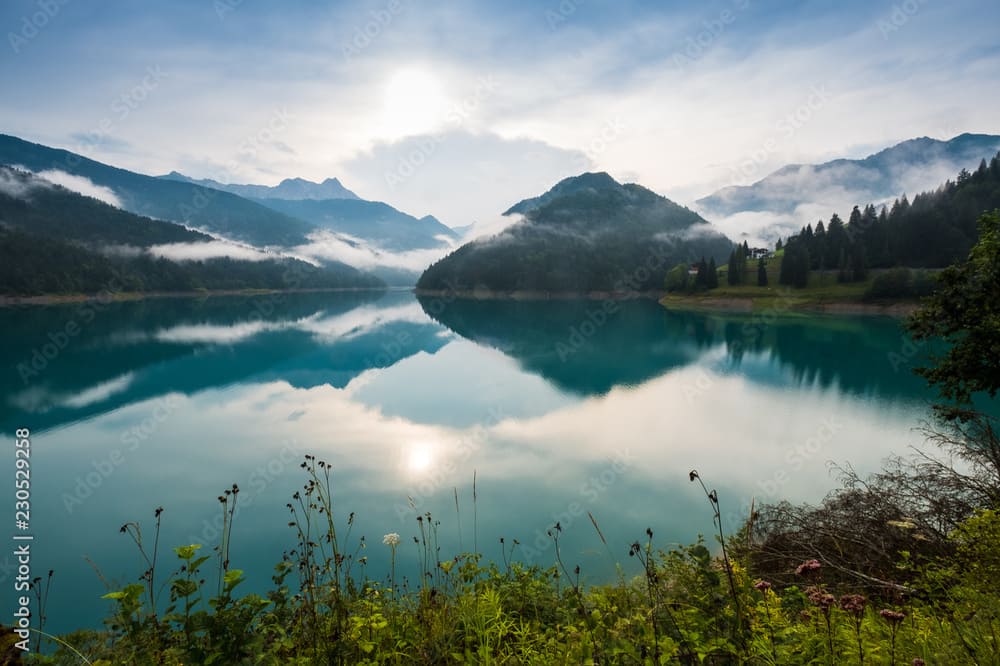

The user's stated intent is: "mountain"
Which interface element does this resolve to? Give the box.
[0,134,316,247]
[697,133,1000,218]
[160,172,360,201]
[0,166,207,247]
[0,167,383,295]
[417,172,733,293]
[253,197,459,251]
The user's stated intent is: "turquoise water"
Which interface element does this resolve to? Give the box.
[0,290,938,635]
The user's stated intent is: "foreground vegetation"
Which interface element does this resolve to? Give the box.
[15,442,1000,665]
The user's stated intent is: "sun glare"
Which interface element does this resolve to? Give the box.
[379,68,449,139]
[406,441,437,475]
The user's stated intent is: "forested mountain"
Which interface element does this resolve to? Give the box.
[0,167,383,295]
[698,133,1000,217]
[0,166,208,246]
[252,197,458,251]
[160,172,360,201]
[778,152,1000,287]
[417,172,732,292]
[0,134,316,246]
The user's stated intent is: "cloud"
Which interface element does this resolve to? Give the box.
[292,229,458,273]
[341,131,591,227]
[33,169,123,207]
[0,167,45,199]
[696,148,1000,246]
[456,213,526,242]
[1,0,998,229]
[7,372,135,413]
[147,301,427,346]
[147,240,274,262]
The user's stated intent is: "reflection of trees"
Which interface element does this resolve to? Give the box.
[712,312,931,399]
[422,297,931,402]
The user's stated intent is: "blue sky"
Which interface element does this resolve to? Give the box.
[2,0,999,227]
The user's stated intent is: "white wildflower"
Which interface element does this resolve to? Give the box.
[382,532,401,546]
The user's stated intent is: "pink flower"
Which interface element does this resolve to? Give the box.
[795,559,822,576]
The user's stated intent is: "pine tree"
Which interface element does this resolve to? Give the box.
[727,249,739,286]
[707,257,719,289]
[695,256,708,289]
[757,257,768,286]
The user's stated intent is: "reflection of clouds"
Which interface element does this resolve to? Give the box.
[141,302,430,346]
[8,372,136,413]
[154,320,295,344]
[346,338,576,426]
[86,356,924,510]
[299,302,428,342]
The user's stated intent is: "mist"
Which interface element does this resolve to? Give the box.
[33,169,123,208]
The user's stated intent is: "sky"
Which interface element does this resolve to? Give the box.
[2,0,1000,230]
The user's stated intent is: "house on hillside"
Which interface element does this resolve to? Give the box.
[749,247,771,260]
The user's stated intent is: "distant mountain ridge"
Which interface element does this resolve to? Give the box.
[0,134,317,247]
[159,171,360,201]
[418,172,733,293]
[0,136,459,272]
[255,197,458,252]
[0,167,383,295]
[697,132,1000,216]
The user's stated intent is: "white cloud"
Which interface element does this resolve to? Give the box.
[147,240,275,263]
[33,169,123,207]
[0,167,46,199]
[292,229,457,273]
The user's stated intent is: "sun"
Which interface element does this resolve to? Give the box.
[405,441,437,476]
[378,67,449,139]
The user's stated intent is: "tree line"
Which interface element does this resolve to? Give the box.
[779,153,1000,287]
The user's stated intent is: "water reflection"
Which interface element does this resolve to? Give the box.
[0,291,447,431]
[419,296,934,402]
[0,292,948,637]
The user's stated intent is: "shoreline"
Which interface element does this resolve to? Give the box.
[658,294,919,317]
[0,286,390,307]
[413,288,919,316]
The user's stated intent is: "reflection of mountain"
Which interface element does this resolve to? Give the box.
[0,291,448,432]
[419,296,931,401]
[418,297,709,395]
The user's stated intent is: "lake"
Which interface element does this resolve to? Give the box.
[0,290,937,636]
